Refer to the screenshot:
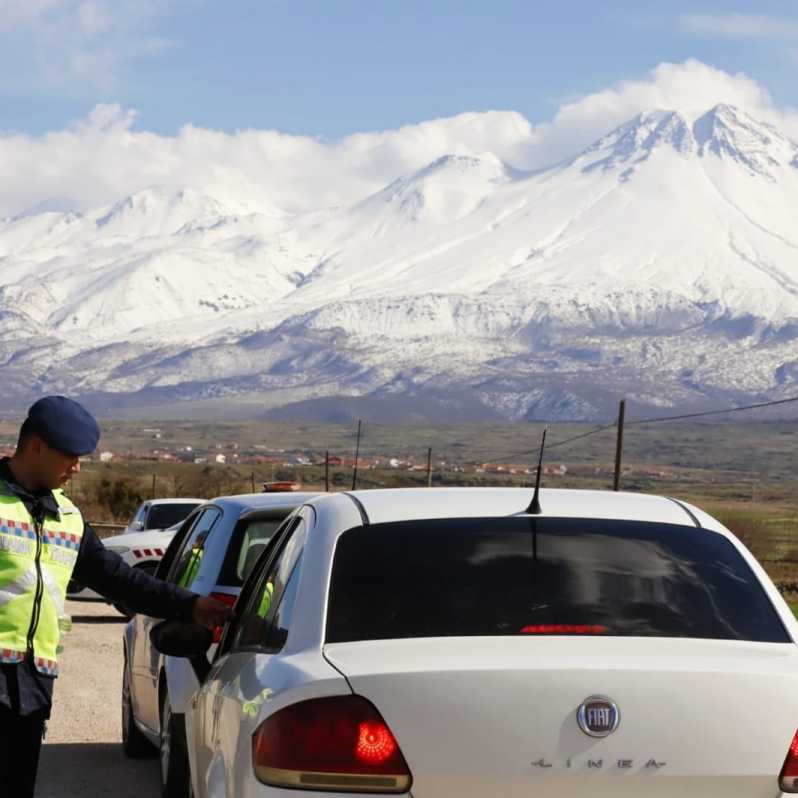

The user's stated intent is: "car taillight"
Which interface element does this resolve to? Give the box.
[252,695,412,793]
[209,592,236,643]
[780,729,798,792]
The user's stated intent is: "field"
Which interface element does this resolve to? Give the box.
[2,415,797,597]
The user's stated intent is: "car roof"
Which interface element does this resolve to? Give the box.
[311,487,717,530]
[205,491,321,514]
[146,498,204,506]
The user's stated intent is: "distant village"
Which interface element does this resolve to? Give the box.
[0,425,678,483]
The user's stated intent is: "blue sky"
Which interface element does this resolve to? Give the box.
[2,1,797,137]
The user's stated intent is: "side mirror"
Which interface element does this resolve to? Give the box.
[150,620,213,682]
[131,521,144,531]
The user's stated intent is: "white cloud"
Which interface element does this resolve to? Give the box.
[0,60,796,218]
[0,0,178,91]
[681,13,798,40]
[0,105,539,217]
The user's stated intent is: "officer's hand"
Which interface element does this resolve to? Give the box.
[192,595,235,629]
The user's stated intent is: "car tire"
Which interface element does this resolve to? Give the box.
[160,690,191,798]
[122,652,156,758]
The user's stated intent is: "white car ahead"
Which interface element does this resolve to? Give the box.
[153,487,798,798]
[124,498,204,534]
[123,492,318,798]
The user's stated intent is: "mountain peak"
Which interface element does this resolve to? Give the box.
[93,187,232,237]
[692,104,797,176]
[574,109,693,175]
[354,152,511,226]
[574,104,798,179]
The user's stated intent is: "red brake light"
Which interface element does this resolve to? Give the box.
[252,695,412,793]
[520,624,608,635]
[780,729,798,792]
[356,722,397,764]
[209,592,236,643]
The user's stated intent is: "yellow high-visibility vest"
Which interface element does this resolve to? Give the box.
[0,486,84,676]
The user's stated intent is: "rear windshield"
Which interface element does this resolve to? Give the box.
[147,503,201,530]
[326,517,789,644]
[217,517,285,587]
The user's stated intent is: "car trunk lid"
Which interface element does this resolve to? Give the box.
[324,636,798,798]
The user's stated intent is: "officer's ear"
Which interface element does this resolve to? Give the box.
[24,433,48,459]
[16,419,36,454]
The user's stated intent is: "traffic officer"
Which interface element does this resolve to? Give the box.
[0,396,233,797]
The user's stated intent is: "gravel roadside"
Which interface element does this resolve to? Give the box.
[36,599,161,798]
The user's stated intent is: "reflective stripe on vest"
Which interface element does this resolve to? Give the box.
[0,489,84,676]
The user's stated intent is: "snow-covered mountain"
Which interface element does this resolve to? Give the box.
[2,104,798,421]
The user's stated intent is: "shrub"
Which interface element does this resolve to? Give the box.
[90,477,144,522]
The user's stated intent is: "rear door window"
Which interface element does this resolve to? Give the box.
[154,510,202,579]
[167,507,221,588]
[326,517,790,644]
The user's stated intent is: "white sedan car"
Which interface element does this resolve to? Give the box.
[152,487,798,797]
[123,492,318,798]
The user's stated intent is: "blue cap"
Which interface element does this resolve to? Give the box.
[26,396,101,456]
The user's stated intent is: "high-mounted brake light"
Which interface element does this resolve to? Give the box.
[252,695,412,793]
[520,624,608,635]
[209,592,236,643]
[779,729,798,792]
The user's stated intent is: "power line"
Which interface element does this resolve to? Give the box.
[465,393,798,466]
[314,393,798,468]
[627,393,798,425]
[547,422,618,450]
[479,421,616,464]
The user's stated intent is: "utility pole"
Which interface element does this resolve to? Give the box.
[613,398,626,492]
[325,450,330,492]
[426,447,433,487]
[151,473,157,499]
[250,471,256,494]
[351,420,362,491]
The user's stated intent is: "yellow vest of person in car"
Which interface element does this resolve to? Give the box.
[177,545,204,589]
[0,487,83,676]
[256,581,274,619]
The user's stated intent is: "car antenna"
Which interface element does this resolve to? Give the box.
[526,427,547,515]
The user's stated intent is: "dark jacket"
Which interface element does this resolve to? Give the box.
[0,457,197,715]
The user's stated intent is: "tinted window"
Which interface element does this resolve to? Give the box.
[270,555,303,649]
[326,517,789,644]
[230,518,307,651]
[169,508,221,588]
[147,502,202,530]
[217,516,285,587]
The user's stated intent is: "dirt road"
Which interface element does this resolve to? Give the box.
[36,600,161,798]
